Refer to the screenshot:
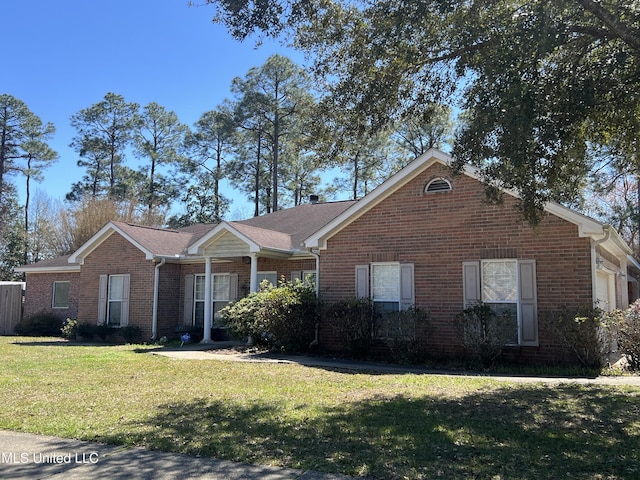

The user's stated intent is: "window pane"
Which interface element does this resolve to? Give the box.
[213,274,230,301]
[482,261,517,302]
[257,272,277,287]
[488,303,518,344]
[108,276,124,300]
[194,301,204,328]
[108,302,122,326]
[303,272,316,287]
[53,282,70,308]
[372,264,400,300]
[194,275,206,301]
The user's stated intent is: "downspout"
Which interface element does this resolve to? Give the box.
[152,257,166,340]
[591,226,611,307]
[309,249,320,348]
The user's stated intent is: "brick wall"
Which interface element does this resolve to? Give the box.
[77,233,156,338]
[317,163,594,364]
[23,272,80,321]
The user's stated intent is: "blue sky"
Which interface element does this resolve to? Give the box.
[2,0,305,220]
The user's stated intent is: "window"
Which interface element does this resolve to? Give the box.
[52,281,70,309]
[98,274,130,327]
[481,260,518,343]
[192,273,236,328]
[463,260,537,345]
[257,271,277,288]
[355,263,415,312]
[292,270,317,288]
[372,263,401,312]
[107,275,126,326]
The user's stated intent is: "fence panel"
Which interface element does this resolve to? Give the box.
[0,283,24,334]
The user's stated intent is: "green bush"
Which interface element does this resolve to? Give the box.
[549,306,611,369]
[60,318,78,340]
[221,279,319,353]
[15,312,64,336]
[323,297,380,359]
[454,303,516,367]
[120,325,142,344]
[77,323,97,339]
[378,307,430,364]
[618,300,640,371]
[76,323,116,342]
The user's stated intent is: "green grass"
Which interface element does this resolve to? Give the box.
[1,337,639,479]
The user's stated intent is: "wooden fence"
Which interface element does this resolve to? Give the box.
[0,283,25,335]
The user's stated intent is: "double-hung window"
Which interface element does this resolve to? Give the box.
[107,275,126,326]
[355,262,415,312]
[98,274,130,327]
[257,271,277,288]
[52,281,70,309]
[481,260,519,343]
[371,263,402,312]
[463,259,537,345]
[192,273,235,328]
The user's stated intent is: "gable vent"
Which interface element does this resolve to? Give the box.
[425,178,452,193]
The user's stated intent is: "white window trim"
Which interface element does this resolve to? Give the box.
[107,274,127,327]
[481,259,518,344]
[52,281,70,309]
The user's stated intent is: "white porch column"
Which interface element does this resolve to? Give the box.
[202,256,213,343]
[249,253,258,293]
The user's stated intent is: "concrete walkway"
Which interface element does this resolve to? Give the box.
[152,342,640,386]
[0,430,353,480]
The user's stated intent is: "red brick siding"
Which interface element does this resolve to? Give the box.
[318,164,594,364]
[77,233,156,338]
[23,272,80,321]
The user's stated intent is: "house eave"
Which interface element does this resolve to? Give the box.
[14,265,81,274]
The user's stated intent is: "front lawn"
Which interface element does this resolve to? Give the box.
[0,337,638,479]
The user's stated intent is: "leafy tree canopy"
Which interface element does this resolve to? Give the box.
[205,0,640,224]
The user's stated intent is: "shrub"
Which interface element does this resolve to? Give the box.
[95,324,116,342]
[323,297,380,359]
[378,307,430,364]
[618,300,640,371]
[221,279,319,353]
[15,312,64,336]
[61,318,78,340]
[454,303,515,367]
[549,306,611,368]
[77,323,97,339]
[120,325,142,344]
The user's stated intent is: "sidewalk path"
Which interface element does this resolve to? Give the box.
[0,430,353,480]
[152,343,640,386]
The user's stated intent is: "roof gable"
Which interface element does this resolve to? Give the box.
[304,148,632,258]
[188,201,357,256]
[68,221,214,264]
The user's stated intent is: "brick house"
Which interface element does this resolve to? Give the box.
[15,149,640,363]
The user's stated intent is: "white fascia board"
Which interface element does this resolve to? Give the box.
[187,222,260,255]
[68,222,155,264]
[14,265,81,274]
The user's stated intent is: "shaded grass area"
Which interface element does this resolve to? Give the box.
[1,337,639,479]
